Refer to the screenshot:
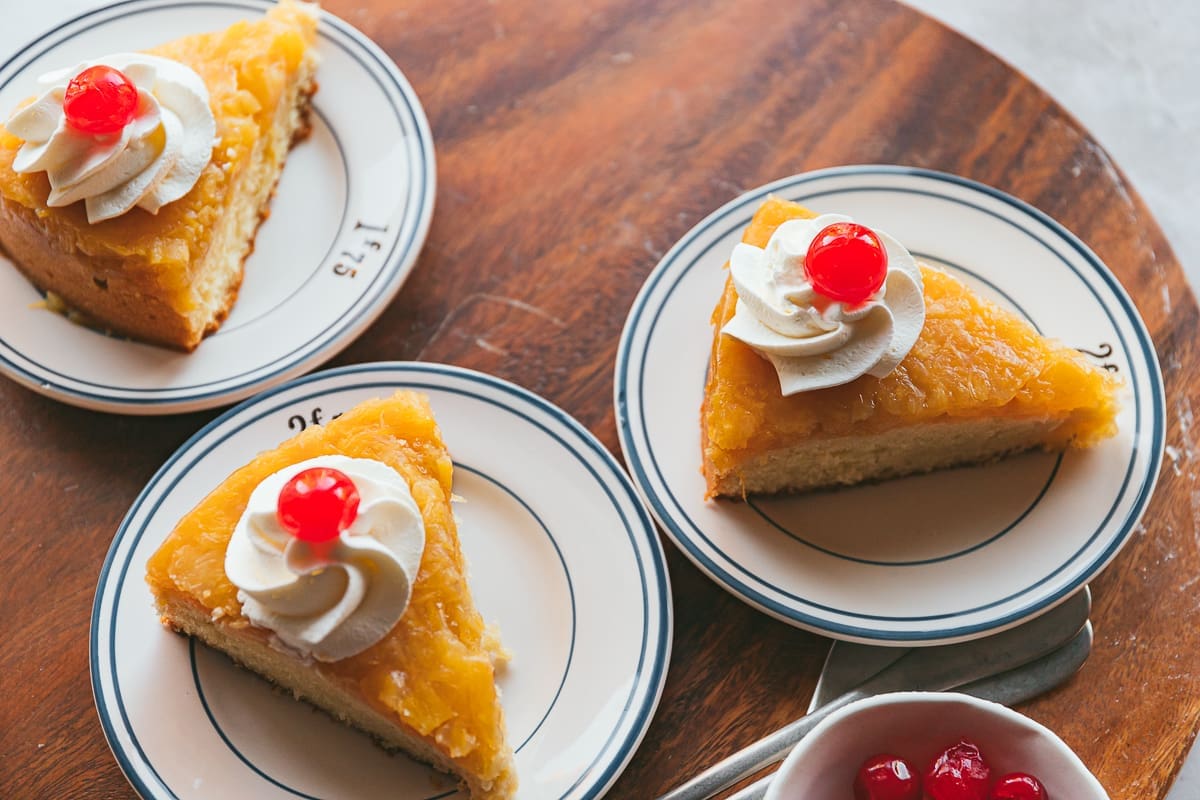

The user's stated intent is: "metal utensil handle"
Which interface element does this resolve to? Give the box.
[959,622,1093,706]
[654,690,865,800]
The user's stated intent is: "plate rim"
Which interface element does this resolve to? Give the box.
[614,163,1166,644]
[90,360,673,799]
[0,0,437,415]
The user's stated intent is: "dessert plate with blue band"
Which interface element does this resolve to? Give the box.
[615,166,1164,646]
[0,0,435,414]
[92,362,672,799]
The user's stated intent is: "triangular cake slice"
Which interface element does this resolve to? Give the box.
[701,197,1120,497]
[146,391,517,798]
[0,0,319,350]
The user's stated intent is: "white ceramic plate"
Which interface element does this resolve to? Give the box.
[615,166,1164,645]
[92,362,672,799]
[0,0,435,414]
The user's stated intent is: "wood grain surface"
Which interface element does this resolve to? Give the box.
[1,0,1197,798]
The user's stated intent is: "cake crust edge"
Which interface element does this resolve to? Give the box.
[153,589,519,800]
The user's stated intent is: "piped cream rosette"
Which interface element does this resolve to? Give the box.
[224,456,426,662]
[722,213,926,394]
[6,53,215,223]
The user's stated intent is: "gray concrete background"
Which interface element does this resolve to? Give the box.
[904,1,1199,291]
[902,3,1199,795]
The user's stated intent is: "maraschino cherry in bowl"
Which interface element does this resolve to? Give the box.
[764,692,1108,800]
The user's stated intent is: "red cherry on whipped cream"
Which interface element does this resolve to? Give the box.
[277,467,360,543]
[854,754,921,800]
[804,221,888,307]
[924,739,992,800]
[989,773,1048,800]
[63,65,139,135]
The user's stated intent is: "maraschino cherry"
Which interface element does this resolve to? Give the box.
[989,772,1049,800]
[804,222,888,307]
[276,467,360,543]
[924,739,992,800]
[854,754,921,800]
[63,65,138,135]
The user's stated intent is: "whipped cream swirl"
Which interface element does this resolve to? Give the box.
[6,53,215,223]
[722,213,926,394]
[225,456,426,662]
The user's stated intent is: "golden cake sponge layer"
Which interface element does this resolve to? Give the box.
[701,197,1120,498]
[146,391,517,799]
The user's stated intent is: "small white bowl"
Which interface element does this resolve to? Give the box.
[764,692,1109,800]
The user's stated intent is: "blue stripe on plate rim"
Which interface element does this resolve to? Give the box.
[614,164,1165,642]
[90,362,673,799]
[0,0,435,407]
[187,461,577,800]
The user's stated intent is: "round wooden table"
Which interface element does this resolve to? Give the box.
[2,0,1196,798]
